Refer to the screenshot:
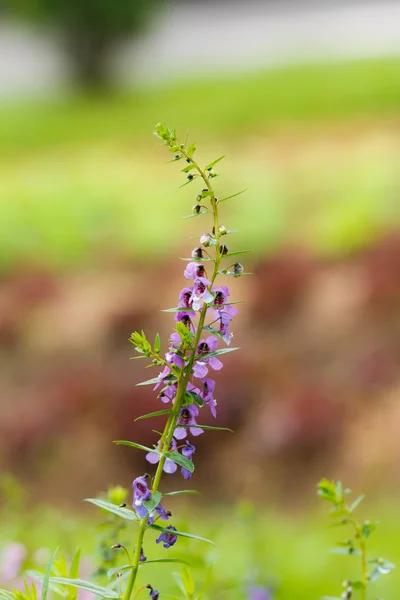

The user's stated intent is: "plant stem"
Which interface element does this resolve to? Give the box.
[123,143,221,600]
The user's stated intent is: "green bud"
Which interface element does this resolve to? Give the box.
[218,225,228,235]
[200,233,212,247]
[233,262,244,277]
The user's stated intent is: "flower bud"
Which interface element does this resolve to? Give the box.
[196,194,202,201]
[191,247,203,259]
[220,244,228,255]
[187,174,194,181]
[186,158,191,163]
[192,204,201,214]
[233,262,244,277]
[218,225,228,235]
[200,233,212,247]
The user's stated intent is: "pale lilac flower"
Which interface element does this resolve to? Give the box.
[181,441,195,479]
[178,287,195,310]
[193,336,223,377]
[247,585,272,600]
[192,277,214,311]
[200,378,217,417]
[159,382,178,404]
[219,311,233,345]
[156,526,178,549]
[132,476,152,519]
[146,438,178,474]
[174,405,203,439]
[184,262,206,279]
[0,543,26,582]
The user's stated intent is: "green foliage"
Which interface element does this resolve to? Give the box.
[318,479,395,598]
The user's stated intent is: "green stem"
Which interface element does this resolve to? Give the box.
[123,142,221,600]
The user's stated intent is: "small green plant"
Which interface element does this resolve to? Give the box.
[317,479,395,600]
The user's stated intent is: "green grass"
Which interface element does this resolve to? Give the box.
[1,57,399,272]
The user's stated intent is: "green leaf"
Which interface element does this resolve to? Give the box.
[181,568,195,598]
[164,451,194,473]
[114,440,159,455]
[221,250,253,259]
[185,390,204,408]
[348,495,365,512]
[0,591,16,600]
[154,333,161,354]
[41,547,59,600]
[182,210,211,220]
[179,177,197,188]
[163,490,199,497]
[50,579,119,599]
[25,572,68,599]
[195,347,239,361]
[187,143,196,158]
[148,525,214,546]
[141,558,191,567]
[362,521,377,539]
[84,498,138,521]
[205,155,226,170]
[330,547,361,556]
[136,376,163,386]
[134,409,172,422]
[143,491,163,513]
[179,425,233,433]
[181,164,197,173]
[217,189,246,204]
[68,549,81,600]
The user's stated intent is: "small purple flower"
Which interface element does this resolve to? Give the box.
[200,378,217,417]
[139,547,147,562]
[159,382,178,404]
[192,277,214,311]
[247,585,272,600]
[219,311,233,345]
[147,587,159,600]
[174,311,195,326]
[174,404,203,439]
[178,287,195,310]
[156,525,178,549]
[191,246,203,259]
[184,262,206,279]
[181,441,195,479]
[132,476,152,519]
[193,336,223,378]
[146,438,178,474]
[147,503,171,525]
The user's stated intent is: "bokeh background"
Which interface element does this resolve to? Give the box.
[1,0,400,598]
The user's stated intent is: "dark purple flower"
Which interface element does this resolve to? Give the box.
[156,525,178,549]
[132,476,152,519]
[192,277,213,311]
[174,311,195,328]
[174,404,203,439]
[139,547,147,563]
[184,262,206,279]
[193,336,223,378]
[146,438,178,474]
[181,441,195,479]
[147,502,171,525]
[200,378,217,417]
[147,587,159,600]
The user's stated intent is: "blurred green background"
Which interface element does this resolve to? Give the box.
[1,0,400,598]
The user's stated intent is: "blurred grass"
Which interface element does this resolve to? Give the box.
[1,58,399,272]
[2,499,400,599]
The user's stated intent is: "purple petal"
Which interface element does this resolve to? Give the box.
[146,451,160,464]
[209,357,223,371]
[193,362,208,378]
[190,426,204,437]
[164,459,178,474]
[173,427,187,440]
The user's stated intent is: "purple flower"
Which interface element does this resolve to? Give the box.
[132,476,152,519]
[174,404,203,439]
[174,311,195,326]
[159,382,178,404]
[247,585,272,600]
[219,311,233,345]
[178,287,195,310]
[192,277,213,311]
[146,438,178,474]
[191,246,203,259]
[147,503,171,525]
[156,526,178,549]
[0,543,26,582]
[193,336,223,378]
[200,378,217,417]
[181,441,195,479]
[147,587,159,600]
[139,547,147,562]
[184,262,206,279]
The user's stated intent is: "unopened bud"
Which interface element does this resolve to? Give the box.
[187,174,194,181]
[191,247,203,259]
[220,244,228,255]
[233,262,244,277]
[192,204,201,214]
[186,158,191,163]
[119,503,127,508]
[200,233,212,247]
[218,225,228,235]
[111,544,122,549]
[196,194,202,201]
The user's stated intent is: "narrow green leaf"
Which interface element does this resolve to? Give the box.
[140,558,191,567]
[25,572,68,598]
[154,333,161,354]
[0,590,16,600]
[348,495,365,512]
[68,549,81,600]
[182,210,211,219]
[163,490,199,497]
[148,524,214,546]
[179,177,197,188]
[179,425,233,433]
[50,579,119,599]
[205,155,226,170]
[181,164,197,173]
[135,409,172,422]
[136,377,162,386]
[195,347,239,360]
[181,568,195,597]
[217,189,246,204]
[330,547,361,556]
[114,440,158,455]
[84,498,137,521]
[164,451,194,473]
[187,143,196,158]
[221,250,253,259]
[41,547,59,600]
[143,491,162,513]
[185,390,204,407]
